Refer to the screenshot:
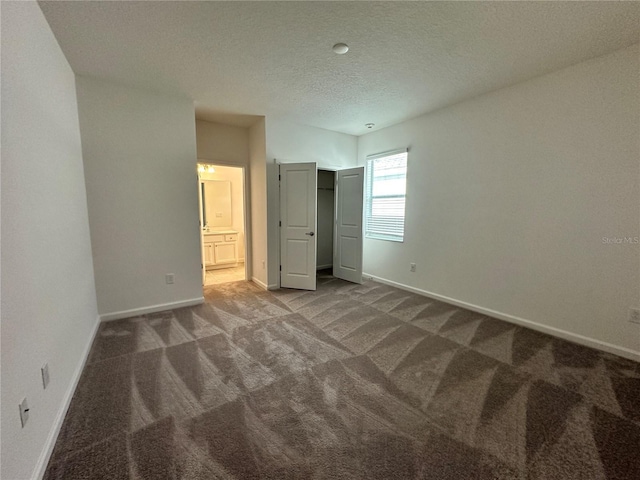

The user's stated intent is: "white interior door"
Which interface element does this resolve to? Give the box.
[280,163,317,290]
[333,167,364,284]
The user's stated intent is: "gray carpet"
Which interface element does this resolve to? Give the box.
[45,274,640,479]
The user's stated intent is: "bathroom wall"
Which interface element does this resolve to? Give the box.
[199,165,246,261]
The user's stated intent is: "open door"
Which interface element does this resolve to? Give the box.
[333,167,364,284]
[280,163,317,290]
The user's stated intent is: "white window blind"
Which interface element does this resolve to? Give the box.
[365,149,408,242]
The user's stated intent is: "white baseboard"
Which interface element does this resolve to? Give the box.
[267,284,279,291]
[33,315,101,480]
[99,297,204,322]
[364,273,640,362]
[316,264,332,270]
[251,276,268,290]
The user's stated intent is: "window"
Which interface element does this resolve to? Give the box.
[365,149,408,242]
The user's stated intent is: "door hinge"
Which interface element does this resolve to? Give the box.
[279,174,281,181]
[279,265,282,271]
[279,220,281,227]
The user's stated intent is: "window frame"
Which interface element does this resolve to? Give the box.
[364,148,408,243]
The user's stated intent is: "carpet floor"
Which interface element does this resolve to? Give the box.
[44,274,640,479]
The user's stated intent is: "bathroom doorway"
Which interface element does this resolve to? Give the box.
[197,162,248,286]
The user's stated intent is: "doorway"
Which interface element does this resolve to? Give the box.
[197,162,248,286]
[316,169,335,273]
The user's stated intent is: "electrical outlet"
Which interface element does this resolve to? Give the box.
[630,308,640,325]
[19,398,29,428]
[41,363,50,389]
[410,263,416,273]
[165,273,175,284]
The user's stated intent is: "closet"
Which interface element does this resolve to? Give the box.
[279,162,363,290]
[316,169,335,271]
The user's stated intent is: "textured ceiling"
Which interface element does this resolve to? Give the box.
[39,1,640,136]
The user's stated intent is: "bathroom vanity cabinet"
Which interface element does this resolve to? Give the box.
[203,231,238,269]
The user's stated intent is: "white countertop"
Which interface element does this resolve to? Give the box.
[203,230,237,235]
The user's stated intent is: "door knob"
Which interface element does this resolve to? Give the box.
[305,232,315,236]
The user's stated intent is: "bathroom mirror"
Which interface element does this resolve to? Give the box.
[202,180,232,228]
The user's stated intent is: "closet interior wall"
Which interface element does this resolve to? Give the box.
[316,169,335,270]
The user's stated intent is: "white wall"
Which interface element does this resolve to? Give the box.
[76,76,203,318]
[265,118,358,169]
[249,118,268,288]
[317,170,335,268]
[1,3,99,479]
[358,44,640,359]
[196,120,249,166]
[265,118,358,287]
[199,165,246,261]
